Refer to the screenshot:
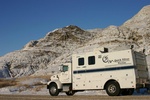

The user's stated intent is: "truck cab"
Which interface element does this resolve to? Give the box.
[47,63,74,96]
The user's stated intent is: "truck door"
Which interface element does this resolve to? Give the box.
[85,55,102,89]
[72,55,87,90]
[59,63,72,83]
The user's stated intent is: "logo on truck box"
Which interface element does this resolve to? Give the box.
[102,55,130,64]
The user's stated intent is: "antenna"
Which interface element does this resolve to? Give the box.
[130,45,134,49]
[143,49,145,54]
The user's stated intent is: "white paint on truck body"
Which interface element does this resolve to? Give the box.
[72,49,137,90]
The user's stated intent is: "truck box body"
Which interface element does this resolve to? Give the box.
[72,49,138,90]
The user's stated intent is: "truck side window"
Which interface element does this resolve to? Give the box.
[88,56,95,65]
[63,65,68,72]
[78,58,84,66]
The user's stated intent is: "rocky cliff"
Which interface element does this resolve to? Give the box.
[0,5,150,78]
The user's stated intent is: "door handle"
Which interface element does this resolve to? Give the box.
[83,66,86,68]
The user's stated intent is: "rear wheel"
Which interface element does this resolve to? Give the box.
[105,81,121,96]
[49,83,59,96]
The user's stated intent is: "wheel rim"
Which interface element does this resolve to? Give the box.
[108,84,116,93]
[50,86,57,94]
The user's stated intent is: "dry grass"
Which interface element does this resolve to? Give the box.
[0,79,17,88]
[16,75,50,82]
[0,75,51,90]
[33,85,46,92]
[17,75,51,92]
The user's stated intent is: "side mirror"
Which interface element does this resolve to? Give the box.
[59,65,63,72]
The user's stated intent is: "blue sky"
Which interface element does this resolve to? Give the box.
[0,0,150,56]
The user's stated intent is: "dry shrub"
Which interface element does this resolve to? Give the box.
[16,75,51,82]
[0,79,17,88]
[0,75,51,91]
[33,85,46,92]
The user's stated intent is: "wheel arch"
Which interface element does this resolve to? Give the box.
[47,80,62,89]
[104,79,120,89]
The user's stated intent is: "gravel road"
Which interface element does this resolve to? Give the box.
[0,95,150,100]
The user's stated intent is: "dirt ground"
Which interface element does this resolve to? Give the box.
[0,95,150,100]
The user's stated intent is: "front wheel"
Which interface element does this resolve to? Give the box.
[105,81,120,96]
[49,83,59,96]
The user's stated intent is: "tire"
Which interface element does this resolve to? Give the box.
[66,91,75,96]
[49,83,59,96]
[105,81,120,96]
[121,88,134,96]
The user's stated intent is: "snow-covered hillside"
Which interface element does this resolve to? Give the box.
[0,5,150,78]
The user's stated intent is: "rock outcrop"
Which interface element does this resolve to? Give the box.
[0,5,150,78]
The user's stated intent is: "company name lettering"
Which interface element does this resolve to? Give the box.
[102,55,130,64]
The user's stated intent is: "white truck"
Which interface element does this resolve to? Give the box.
[47,47,150,96]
